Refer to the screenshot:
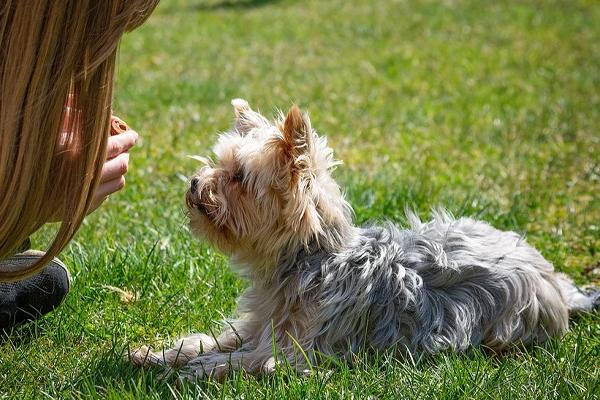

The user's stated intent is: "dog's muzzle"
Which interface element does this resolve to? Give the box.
[187,176,213,216]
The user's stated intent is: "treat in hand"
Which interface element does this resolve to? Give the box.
[110,116,130,136]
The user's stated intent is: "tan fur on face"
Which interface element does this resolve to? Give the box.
[186,100,354,273]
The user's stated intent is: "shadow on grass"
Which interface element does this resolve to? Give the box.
[71,345,222,398]
[0,313,72,346]
[72,344,317,398]
[68,328,600,398]
[199,0,282,10]
[168,0,283,12]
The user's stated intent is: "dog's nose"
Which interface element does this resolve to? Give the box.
[190,177,200,194]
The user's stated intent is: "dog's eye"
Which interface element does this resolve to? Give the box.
[232,170,244,183]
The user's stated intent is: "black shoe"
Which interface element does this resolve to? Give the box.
[0,250,70,334]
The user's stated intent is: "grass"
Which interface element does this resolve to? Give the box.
[2,0,600,398]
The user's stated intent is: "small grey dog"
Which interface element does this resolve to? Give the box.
[131,100,599,382]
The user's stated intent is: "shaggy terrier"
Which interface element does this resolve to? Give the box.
[131,99,599,382]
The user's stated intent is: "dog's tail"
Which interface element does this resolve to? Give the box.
[557,274,600,316]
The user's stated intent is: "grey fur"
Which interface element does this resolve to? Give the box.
[236,209,592,361]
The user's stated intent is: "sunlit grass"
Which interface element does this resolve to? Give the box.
[2,0,600,398]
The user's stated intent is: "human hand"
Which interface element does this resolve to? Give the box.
[87,116,139,214]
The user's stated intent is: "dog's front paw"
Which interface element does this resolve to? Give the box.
[128,345,166,368]
[178,360,232,384]
[175,353,247,384]
[127,333,220,372]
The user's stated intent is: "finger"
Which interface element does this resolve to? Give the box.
[106,130,139,159]
[87,196,109,215]
[86,176,127,216]
[95,176,126,199]
[99,152,130,183]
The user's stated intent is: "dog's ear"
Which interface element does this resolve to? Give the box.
[282,105,314,159]
[280,105,322,243]
[231,98,267,135]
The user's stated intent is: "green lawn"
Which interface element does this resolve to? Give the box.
[2,0,600,398]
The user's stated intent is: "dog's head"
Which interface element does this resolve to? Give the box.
[186,99,353,261]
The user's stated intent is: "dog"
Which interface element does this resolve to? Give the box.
[130,99,599,382]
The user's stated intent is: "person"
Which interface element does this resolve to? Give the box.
[0,0,161,332]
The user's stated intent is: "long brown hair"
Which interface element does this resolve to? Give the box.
[0,0,160,281]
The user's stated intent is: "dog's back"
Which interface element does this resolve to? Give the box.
[281,209,598,357]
